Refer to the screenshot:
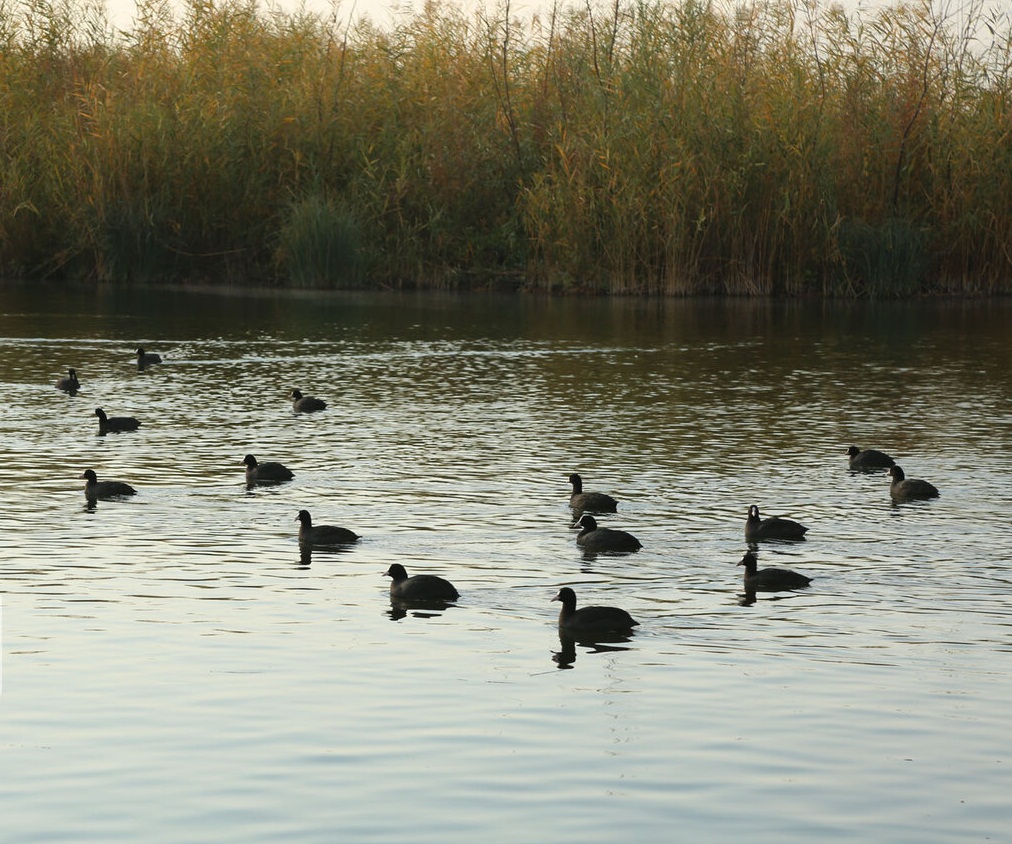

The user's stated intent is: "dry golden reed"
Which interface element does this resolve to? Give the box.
[0,0,1009,294]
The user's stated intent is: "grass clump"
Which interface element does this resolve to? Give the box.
[0,0,1010,294]
[276,194,363,288]
[837,217,929,298]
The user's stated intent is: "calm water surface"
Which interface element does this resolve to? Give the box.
[1,287,1010,842]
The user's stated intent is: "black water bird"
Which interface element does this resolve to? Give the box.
[568,473,618,513]
[289,389,327,413]
[136,347,162,367]
[56,369,80,393]
[95,407,141,434]
[242,454,294,485]
[847,445,895,470]
[296,509,358,545]
[738,550,812,592]
[889,465,939,501]
[385,563,459,602]
[574,514,642,552]
[81,468,137,500]
[552,586,639,635]
[744,504,809,542]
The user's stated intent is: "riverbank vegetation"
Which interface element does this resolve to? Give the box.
[1,0,1010,294]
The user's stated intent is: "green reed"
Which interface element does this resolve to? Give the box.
[276,192,363,287]
[0,0,1009,294]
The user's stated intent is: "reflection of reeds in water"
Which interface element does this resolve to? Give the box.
[4,0,1011,294]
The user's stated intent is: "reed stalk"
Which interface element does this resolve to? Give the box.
[0,0,1009,294]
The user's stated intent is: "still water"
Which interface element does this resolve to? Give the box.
[1,286,1010,842]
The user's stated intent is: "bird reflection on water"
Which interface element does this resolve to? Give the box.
[386,600,458,622]
[552,631,636,670]
[296,544,357,568]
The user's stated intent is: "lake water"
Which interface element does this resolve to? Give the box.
[1,286,1010,842]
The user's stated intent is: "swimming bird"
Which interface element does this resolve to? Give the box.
[242,454,294,485]
[847,445,895,470]
[136,347,162,367]
[385,563,459,602]
[289,389,327,413]
[568,473,618,513]
[744,505,809,542]
[81,468,137,500]
[738,550,812,591]
[574,514,642,552]
[95,407,141,434]
[553,586,639,635]
[296,509,358,545]
[888,465,939,501]
[56,368,80,393]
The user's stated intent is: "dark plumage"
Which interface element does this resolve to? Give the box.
[81,468,136,500]
[575,514,642,552]
[889,465,939,501]
[56,368,80,393]
[744,504,809,542]
[385,563,459,602]
[847,445,895,470]
[289,389,327,413]
[242,454,294,485]
[296,509,358,545]
[136,346,162,367]
[553,587,639,635]
[738,551,812,592]
[95,407,141,434]
[568,473,618,513]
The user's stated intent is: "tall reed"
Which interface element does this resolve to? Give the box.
[0,0,1009,294]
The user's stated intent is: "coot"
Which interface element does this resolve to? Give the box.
[738,550,812,591]
[242,454,294,485]
[847,445,895,470]
[81,468,137,500]
[56,369,80,393]
[889,465,939,501]
[553,586,639,635]
[95,407,141,434]
[574,514,642,552]
[385,563,459,602]
[136,347,162,367]
[296,509,358,545]
[289,389,327,413]
[568,473,618,513]
[744,504,809,542]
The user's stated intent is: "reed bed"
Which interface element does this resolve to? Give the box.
[1,0,1010,294]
